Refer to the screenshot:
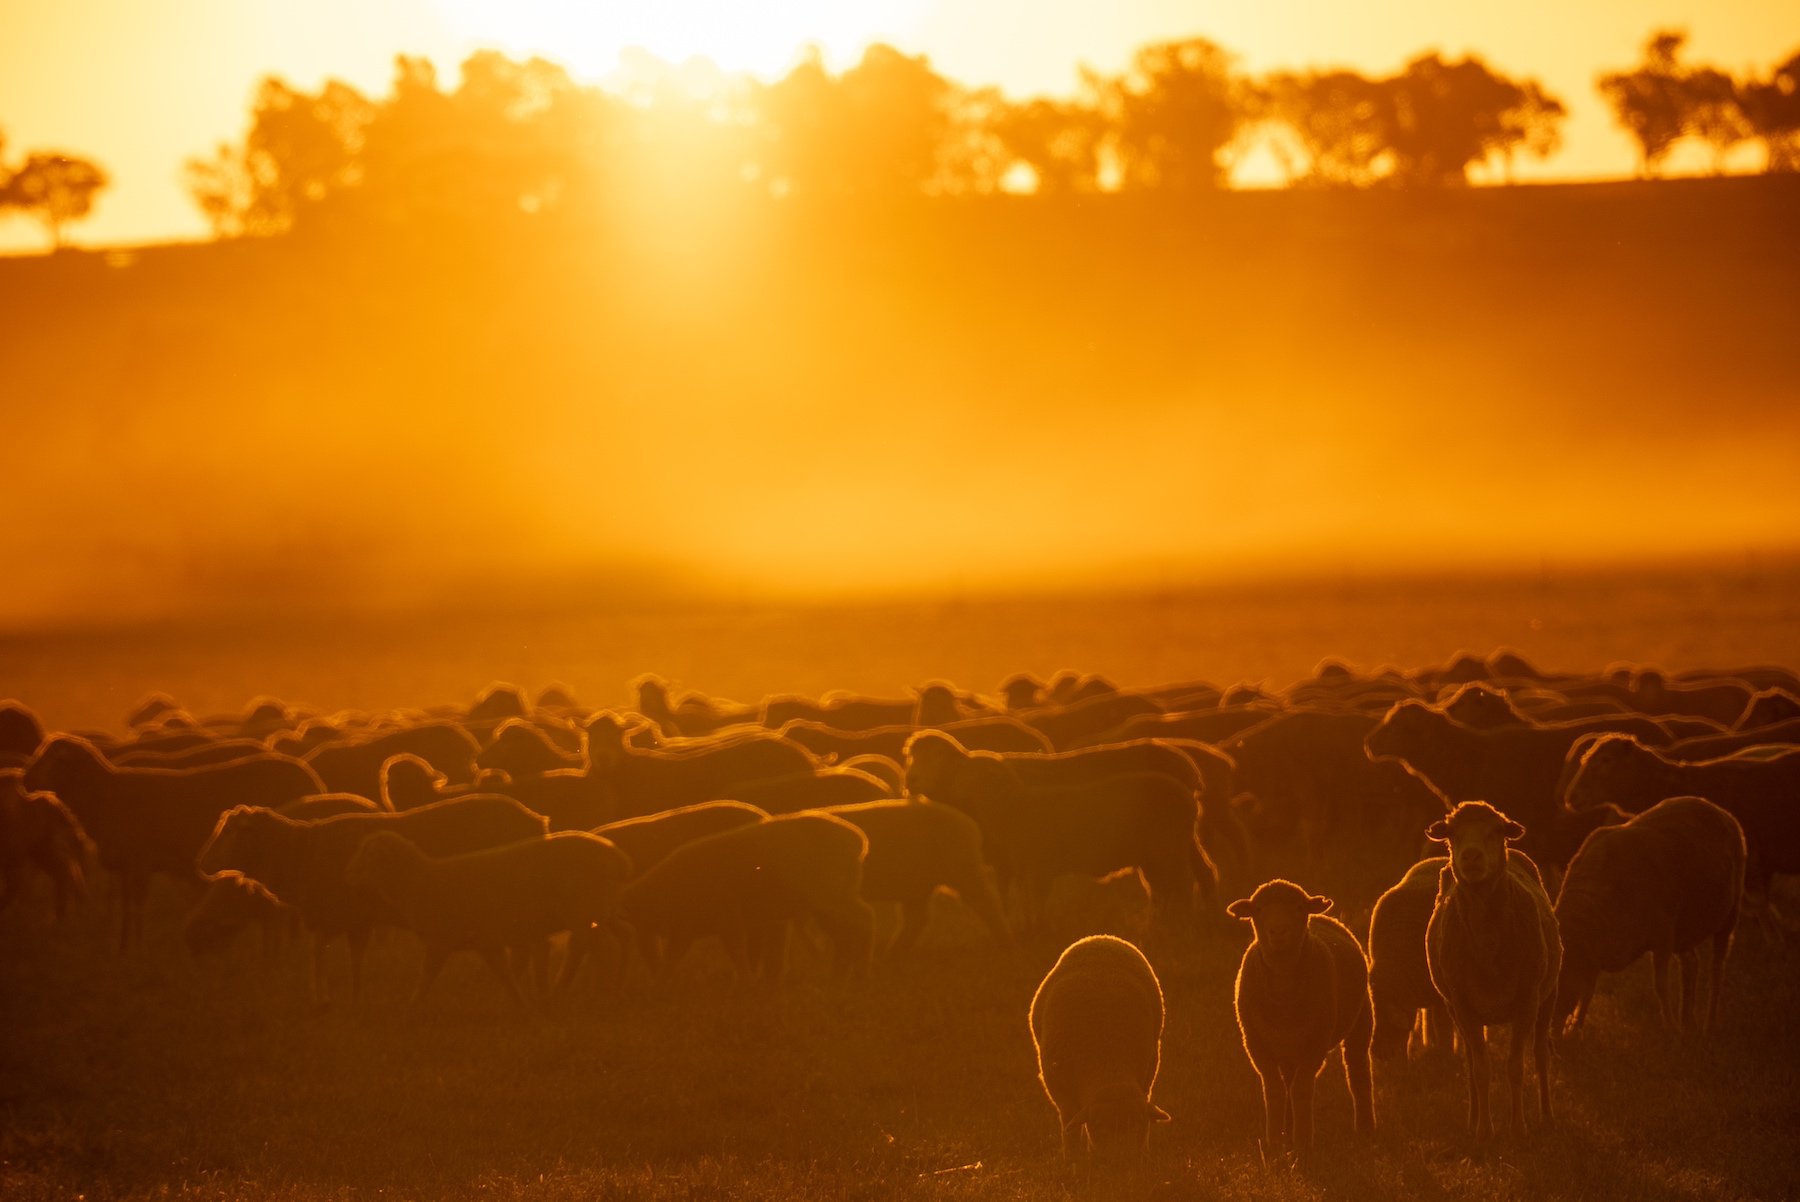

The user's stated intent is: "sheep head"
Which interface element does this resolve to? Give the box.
[1363,699,1441,764]
[1068,1079,1171,1162]
[1426,801,1523,888]
[22,734,106,794]
[1227,878,1331,967]
[1563,734,1652,812]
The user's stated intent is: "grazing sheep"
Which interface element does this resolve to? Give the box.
[1228,879,1375,1156]
[1029,935,1170,1162]
[1554,796,1745,1037]
[1737,688,1800,731]
[0,770,94,921]
[584,714,819,818]
[183,875,297,960]
[303,721,482,803]
[1364,699,1668,868]
[1564,734,1798,916]
[345,830,633,1007]
[778,714,1052,761]
[24,734,324,951]
[632,674,760,738]
[195,796,549,1006]
[1043,868,1155,948]
[1425,802,1561,1141]
[905,733,1209,932]
[820,799,1011,951]
[1367,857,1451,1061]
[476,718,585,778]
[621,811,873,982]
[594,801,770,877]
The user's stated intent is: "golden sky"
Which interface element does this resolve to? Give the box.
[1,0,1795,253]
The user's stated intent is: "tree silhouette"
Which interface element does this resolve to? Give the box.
[1741,50,1800,172]
[1682,66,1750,173]
[187,76,373,234]
[1598,32,1693,177]
[1382,53,1564,186]
[2,149,109,249]
[983,95,1105,194]
[1100,39,1244,191]
[1257,69,1394,186]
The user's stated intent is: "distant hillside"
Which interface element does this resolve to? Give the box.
[4,176,1797,630]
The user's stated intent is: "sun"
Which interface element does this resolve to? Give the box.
[433,0,922,82]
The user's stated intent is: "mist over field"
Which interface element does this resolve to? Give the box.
[4,176,1796,631]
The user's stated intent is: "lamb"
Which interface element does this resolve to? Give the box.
[345,830,633,1007]
[904,733,1210,931]
[23,734,324,950]
[1553,795,1745,1037]
[621,811,873,981]
[1366,857,1451,1061]
[819,799,1011,951]
[1424,802,1561,1141]
[1028,934,1170,1162]
[0,769,94,921]
[196,795,549,1006]
[1563,734,1799,912]
[1227,879,1375,1156]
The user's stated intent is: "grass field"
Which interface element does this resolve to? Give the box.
[4,566,1799,1201]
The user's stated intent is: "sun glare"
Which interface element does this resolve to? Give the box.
[434,0,921,82]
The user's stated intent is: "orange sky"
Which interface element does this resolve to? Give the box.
[1,0,1795,254]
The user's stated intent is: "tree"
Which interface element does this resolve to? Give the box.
[1741,50,1800,172]
[982,94,1105,194]
[1682,66,1750,173]
[1598,31,1694,177]
[1099,39,1245,191]
[1382,53,1563,186]
[1257,69,1394,186]
[3,151,108,248]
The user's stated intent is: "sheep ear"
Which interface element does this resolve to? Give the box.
[1225,898,1256,920]
[1425,819,1450,842]
[1152,1104,1172,1124]
[1305,894,1333,915]
[1503,820,1526,842]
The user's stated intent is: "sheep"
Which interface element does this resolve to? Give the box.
[1553,795,1745,1038]
[183,875,297,960]
[594,800,770,878]
[195,795,549,1007]
[778,714,1052,761]
[303,721,481,802]
[1424,802,1561,1141]
[1367,857,1451,1061]
[465,681,531,725]
[1227,879,1375,1156]
[110,737,278,769]
[0,769,94,921]
[632,674,760,738]
[904,733,1210,932]
[1364,699,1669,868]
[715,766,893,814]
[621,811,873,982]
[0,700,46,763]
[819,799,1011,951]
[1090,704,1282,750]
[1028,934,1170,1163]
[837,754,904,794]
[999,673,1046,711]
[344,830,633,1007]
[759,691,921,732]
[1737,688,1800,731]
[1563,734,1800,917]
[23,734,324,951]
[476,718,585,778]
[583,713,819,817]
[1043,868,1154,948]
[1020,690,1165,751]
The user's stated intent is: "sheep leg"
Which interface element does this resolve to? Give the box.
[1677,948,1701,1036]
[1533,1000,1555,1123]
[413,945,449,1005]
[1706,928,1731,1034]
[1258,1072,1286,1152]
[1505,1020,1528,1137]
[481,945,529,1011]
[1344,1018,1376,1134]
[1290,1065,1318,1155]
[1651,951,1674,1028]
[1458,1017,1491,1140]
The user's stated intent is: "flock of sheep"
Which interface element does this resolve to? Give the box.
[1,649,1795,1167]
